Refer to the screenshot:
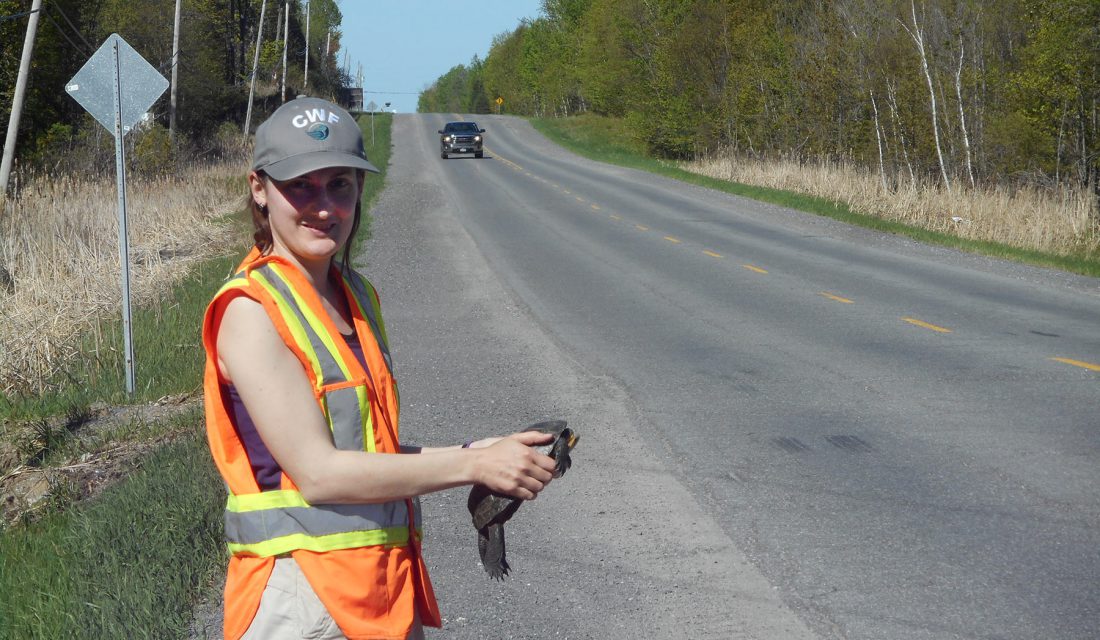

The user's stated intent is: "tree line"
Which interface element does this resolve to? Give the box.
[419,0,1100,195]
[0,0,347,174]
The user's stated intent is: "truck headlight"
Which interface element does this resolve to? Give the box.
[443,135,453,143]
[474,135,482,143]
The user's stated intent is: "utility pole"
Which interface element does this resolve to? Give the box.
[0,0,43,195]
[303,0,310,90]
[243,0,268,139]
[169,0,182,144]
[280,1,288,102]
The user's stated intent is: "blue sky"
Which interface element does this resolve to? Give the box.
[338,1,544,113]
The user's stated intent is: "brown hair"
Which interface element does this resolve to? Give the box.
[248,170,365,277]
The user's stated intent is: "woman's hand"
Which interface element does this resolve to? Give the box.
[471,431,557,500]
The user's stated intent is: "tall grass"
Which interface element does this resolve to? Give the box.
[533,114,1100,277]
[687,152,1100,260]
[0,163,244,402]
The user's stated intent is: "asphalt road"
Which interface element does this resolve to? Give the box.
[192,113,1099,639]
[365,114,1100,640]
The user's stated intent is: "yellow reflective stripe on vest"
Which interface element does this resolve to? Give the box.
[250,268,328,385]
[215,277,251,297]
[228,528,415,557]
[228,489,309,511]
[268,263,354,382]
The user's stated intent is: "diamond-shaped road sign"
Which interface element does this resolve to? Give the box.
[65,33,167,136]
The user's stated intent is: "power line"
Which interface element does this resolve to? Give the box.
[40,10,90,57]
[46,1,93,52]
[0,8,40,22]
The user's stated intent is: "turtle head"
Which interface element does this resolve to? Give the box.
[551,427,578,478]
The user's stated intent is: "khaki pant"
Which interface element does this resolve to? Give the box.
[241,557,425,640]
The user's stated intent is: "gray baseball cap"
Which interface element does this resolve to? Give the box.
[251,96,379,180]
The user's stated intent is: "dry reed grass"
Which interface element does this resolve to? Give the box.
[0,162,245,396]
[684,153,1100,257]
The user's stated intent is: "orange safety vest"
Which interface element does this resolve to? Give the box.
[202,252,441,639]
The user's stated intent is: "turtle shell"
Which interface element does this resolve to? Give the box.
[467,419,578,577]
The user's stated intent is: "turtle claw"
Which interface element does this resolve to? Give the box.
[479,523,510,579]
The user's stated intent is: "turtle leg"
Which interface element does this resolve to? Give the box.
[480,523,510,580]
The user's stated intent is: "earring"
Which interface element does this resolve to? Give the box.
[257,201,267,212]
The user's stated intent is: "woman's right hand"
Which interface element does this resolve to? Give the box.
[472,431,557,500]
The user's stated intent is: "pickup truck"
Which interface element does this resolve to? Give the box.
[438,121,485,159]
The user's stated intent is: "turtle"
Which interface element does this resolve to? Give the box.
[467,420,579,579]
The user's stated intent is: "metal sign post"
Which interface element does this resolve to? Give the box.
[65,34,167,395]
[110,39,135,394]
[366,100,378,146]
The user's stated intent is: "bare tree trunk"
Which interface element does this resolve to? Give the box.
[1056,99,1067,183]
[901,0,951,190]
[955,42,975,187]
[887,79,916,185]
[871,88,888,191]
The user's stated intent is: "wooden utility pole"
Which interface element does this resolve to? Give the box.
[243,0,268,139]
[169,0,182,144]
[0,0,43,195]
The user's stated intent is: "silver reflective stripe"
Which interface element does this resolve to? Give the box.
[257,265,347,386]
[325,386,365,450]
[225,499,418,546]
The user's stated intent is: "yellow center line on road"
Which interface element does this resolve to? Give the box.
[486,147,522,171]
[742,264,768,274]
[610,214,622,220]
[591,204,601,211]
[1051,357,1100,372]
[703,250,723,258]
[903,317,952,333]
[576,196,585,202]
[635,224,649,231]
[820,291,854,304]
[664,236,681,244]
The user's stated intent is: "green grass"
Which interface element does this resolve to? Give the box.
[356,111,393,251]
[0,113,393,638]
[531,114,1100,279]
[0,415,224,640]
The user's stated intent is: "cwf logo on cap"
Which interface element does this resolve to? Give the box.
[292,108,341,141]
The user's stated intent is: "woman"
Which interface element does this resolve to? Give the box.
[202,97,557,640]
